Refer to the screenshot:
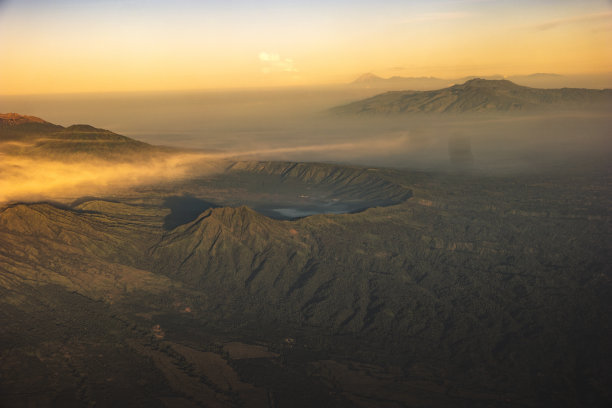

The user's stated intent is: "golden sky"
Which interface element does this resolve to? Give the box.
[0,0,610,94]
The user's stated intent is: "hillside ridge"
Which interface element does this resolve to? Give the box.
[0,113,49,126]
[0,113,168,159]
[333,78,612,114]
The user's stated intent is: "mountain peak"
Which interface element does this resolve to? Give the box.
[332,79,612,115]
[352,73,384,83]
[64,124,102,132]
[0,113,49,127]
[194,205,269,230]
[150,205,303,284]
[0,114,160,160]
[460,78,519,88]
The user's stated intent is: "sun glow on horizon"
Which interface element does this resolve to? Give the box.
[0,0,611,95]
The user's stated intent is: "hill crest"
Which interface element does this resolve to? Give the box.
[332,79,612,114]
[352,73,384,83]
[0,113,49,126]
[0,113,165,159]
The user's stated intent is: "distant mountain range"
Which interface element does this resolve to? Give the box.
[332,78,612,115]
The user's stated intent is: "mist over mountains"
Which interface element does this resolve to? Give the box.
[333,78,612,114]
[2,0,612,403]
[0,114,220,203]
[0,113,163,159]
[2,78,611,176]
[350,72,612,90]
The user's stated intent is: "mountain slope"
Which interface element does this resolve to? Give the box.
[226,161,412,204]
[352,72,384,83]
[349,72,577,91]
[0,162,610,406]
[0,203,171,302]
[0,113,164,159]
[0,113,52,127]
[150,206,312,296]
[333,78,612,114]
[0,112,63,135]
[1,114,611,405]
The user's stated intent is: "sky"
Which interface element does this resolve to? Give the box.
[0,0,611,94]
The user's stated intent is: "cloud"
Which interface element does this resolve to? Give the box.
[259,51,298,74]
[258,52,280,62]
[0,151,223,204]
[533,11,612,31]
[198,132,414,163]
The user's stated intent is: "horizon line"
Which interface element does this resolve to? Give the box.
[1,71,611,97]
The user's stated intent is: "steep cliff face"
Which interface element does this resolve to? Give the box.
[226,161,412,203]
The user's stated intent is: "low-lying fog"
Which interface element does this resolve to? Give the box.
[0,152,223,204]
[2,87,611,176]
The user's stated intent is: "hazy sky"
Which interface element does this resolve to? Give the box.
[0,0,610,94]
